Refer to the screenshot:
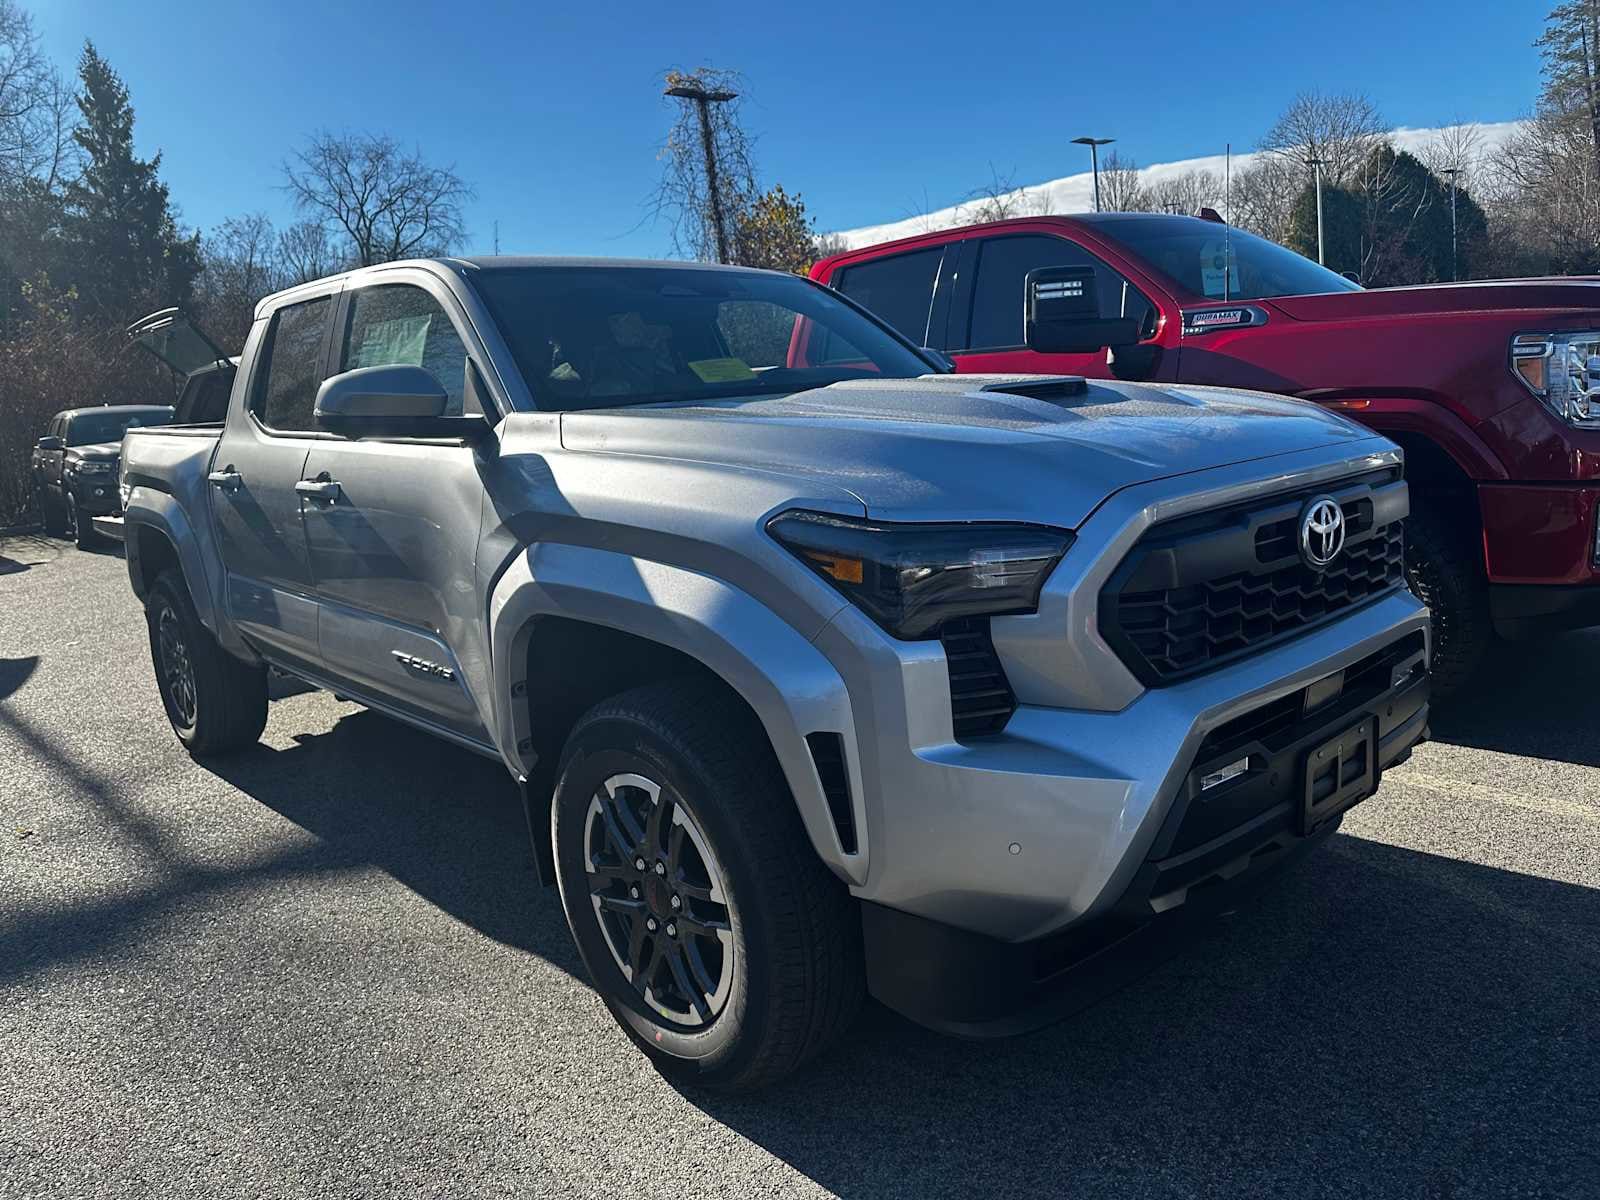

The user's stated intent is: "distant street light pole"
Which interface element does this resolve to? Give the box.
[665,79,739,263]
[1442,166,1461,281]
[1305,156,1327,266]
[1072,136,1115,212]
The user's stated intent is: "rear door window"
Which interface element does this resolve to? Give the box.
[252,297,333,432]
[830,247,944,347]
[340,284,480,416]
[962,234,1155,351]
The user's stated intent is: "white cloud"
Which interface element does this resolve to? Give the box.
[829,121,1526,250]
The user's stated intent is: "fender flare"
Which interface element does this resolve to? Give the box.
[1314,396,1508,482]
[123,491,252,659]
[488,542,869,885]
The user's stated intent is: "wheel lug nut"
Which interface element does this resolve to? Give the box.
[646,917,658,932]
[629,886,640,899]
[666,923,677,937]
[654,862,666,876]
[634,857,646,872]
[670,895,681,910]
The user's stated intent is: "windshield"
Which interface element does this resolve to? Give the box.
[1091,216,1362,302]
[67,408,172,446]
[472,265,936,411]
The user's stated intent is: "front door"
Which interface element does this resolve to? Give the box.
[210,293,335,669]
[300,278,495,745]
[946,233,1170,381]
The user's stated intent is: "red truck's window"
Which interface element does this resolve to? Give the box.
[963,235,1154,351]
[830,247,942,347]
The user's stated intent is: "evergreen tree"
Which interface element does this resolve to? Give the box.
[62,41,198,320]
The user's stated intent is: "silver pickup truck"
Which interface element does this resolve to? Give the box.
[118,256,1430,1090]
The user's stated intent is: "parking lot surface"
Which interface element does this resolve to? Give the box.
[2,534,1596,1199]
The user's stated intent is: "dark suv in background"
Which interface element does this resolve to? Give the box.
[32,405,172,546]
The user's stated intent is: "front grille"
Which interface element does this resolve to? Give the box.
[940,617,1015,739]
[1102,470,1407,685]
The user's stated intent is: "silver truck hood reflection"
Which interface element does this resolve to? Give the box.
[557,376,1374,525]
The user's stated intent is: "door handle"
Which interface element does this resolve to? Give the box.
[295,477,342,503]
[207,469,242,492]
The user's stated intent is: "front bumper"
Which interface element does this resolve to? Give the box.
[864,628,1429,1035]
[67,475,121,515]
[1479,482,1600,586]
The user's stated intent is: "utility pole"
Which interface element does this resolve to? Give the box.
[1442,167,1460,281]
[665,79,739,263]
[1305,156,1327,265]
[1071,136,1114,212]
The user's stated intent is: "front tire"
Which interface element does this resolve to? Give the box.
[145,569,268,756]
[1404,508,1490,698]
[552,680,863,1092]
[67,493,99,549]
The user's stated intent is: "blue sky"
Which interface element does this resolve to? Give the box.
[34,0,1545,257]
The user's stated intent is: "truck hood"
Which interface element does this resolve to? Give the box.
[1268,279,1600,323]
[66,442,122,462]
[558,375,1379,525]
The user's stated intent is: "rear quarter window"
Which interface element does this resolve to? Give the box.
[252,297,332,431]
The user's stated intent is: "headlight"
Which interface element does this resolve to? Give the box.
[767,510,1073,639]
[74,460,114,475]
[1511,332,1600,427]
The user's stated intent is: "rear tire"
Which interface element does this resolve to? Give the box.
[1404,507,1490,699]
[551,679,863,1092]
[145,569,267,756]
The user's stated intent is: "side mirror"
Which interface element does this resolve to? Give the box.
[315,365,489,442]
[36,435,64,451]
[1024,266,1140,354]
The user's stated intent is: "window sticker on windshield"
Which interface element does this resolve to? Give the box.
[1198,240,1241,298]
[355,315,431,368]
[687,357,758,383]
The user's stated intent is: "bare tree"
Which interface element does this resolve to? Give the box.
[284,132,471,267]
[276,218,342,285]
[955,165,1033,224]
[1260,91,1387,186]
[0,1,74,187]
[1231,153,1302,243]
[1420,122,1485,188]
[1146,169,1222,215]
[1096,150,1148,212]
[656,68,758,262]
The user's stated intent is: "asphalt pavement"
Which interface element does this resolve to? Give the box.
[1,534,1596,1199]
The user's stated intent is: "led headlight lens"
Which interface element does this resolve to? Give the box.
[768,510,1073,639]
[1511,332,1600,428]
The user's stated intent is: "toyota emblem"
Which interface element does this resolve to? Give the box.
[1298,496,1346,569]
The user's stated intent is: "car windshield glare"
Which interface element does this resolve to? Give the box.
[1093,216,1362,302]
[68,409,172,446]
[472,265,936,411]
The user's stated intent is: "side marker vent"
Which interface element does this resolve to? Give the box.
[805,733,857,854]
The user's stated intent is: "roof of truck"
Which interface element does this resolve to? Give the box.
[450,255,786,274]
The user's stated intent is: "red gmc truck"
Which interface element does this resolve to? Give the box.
[813,213,1600,692]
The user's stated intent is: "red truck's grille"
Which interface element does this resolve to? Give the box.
[1101,471,1407,686]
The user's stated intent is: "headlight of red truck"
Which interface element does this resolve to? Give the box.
[1511,331,1600,428]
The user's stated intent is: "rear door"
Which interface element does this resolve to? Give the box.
[827,244,952,349]
[945,232,1172,380]
[300,273,496,745]
[209,292,337,669]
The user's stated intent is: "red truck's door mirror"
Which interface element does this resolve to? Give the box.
[1024,266,1140,355]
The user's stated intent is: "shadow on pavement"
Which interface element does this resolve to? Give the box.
[689,834,1599,1198]
[0,655,38,700]
[1429,629,1600,767]
[206,708,580,973]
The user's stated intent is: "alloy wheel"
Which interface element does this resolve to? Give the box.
[156,603,198,728]
[584,772,734,1027]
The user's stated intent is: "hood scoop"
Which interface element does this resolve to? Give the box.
[974,376,1088,403]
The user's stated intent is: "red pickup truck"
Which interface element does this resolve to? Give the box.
[812,213,1600,693]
